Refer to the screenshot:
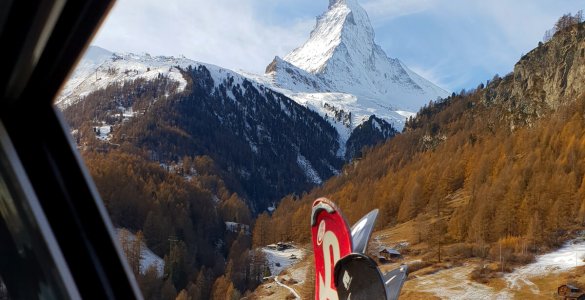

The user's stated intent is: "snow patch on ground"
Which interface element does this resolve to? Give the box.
[411,264,502,300]
[504,239,585,291]
[289,264,308,284]
[409,239,585,299]
[296,154,322,185]
[225,221,250,234]
[120,106,135,120]
[140,247,165,277]
[96,124,112,141]
[262,246,305,276]
[115,229,165,277]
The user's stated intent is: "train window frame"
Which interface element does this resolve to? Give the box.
[0,120,80,299]
[0,0,142,299]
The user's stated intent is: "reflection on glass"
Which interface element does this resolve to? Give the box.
[0,126,76,300]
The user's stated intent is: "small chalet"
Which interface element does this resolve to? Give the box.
[558,284,585,300]
[378,248,401,263]
[276,242,293,251]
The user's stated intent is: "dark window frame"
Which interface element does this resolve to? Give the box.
[0,0,142,299]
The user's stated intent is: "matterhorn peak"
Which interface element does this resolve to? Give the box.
[269,0,448,127]
[261,0,449,144]
[284,0,373,76]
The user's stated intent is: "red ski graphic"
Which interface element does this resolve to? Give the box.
[311,198,353,300]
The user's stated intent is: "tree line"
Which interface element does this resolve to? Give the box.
[83,150,266,299]
[256,21,585,271]
[543,10,583,42]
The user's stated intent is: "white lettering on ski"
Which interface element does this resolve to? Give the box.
[318,220,340,300]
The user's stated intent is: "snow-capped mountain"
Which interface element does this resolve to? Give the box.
[58,46,226,108]
[263,0,449,134]
[57,0,449,208]
[59,46,349,211]
[59,0,447,154]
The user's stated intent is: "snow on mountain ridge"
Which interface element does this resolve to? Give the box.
[59,46,343,185]
[57,48,192,107]
[83,45,113,64]
[56,46,250,109]
[265,56,331,92]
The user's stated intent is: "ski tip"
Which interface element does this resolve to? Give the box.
[382,264,409,300]
[350,209,380,254]
[311,198,336,226]
[351,209,379,231]
[310,197,349,226]
[312,197,337,209]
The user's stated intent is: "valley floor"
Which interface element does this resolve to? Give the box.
[251,237,585,299]
[246,245,309,299]
[395,239,585,299]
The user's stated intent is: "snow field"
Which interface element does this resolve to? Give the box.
[261,246,305,276]
[116,229,165,277]
[408,239,585,299]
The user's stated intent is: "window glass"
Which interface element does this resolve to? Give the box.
[0,123,78,300]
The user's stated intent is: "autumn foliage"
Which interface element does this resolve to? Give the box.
[259,28,585,261]
[82,150,264,299]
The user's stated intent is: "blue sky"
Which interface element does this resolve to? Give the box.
[93,0,583,92]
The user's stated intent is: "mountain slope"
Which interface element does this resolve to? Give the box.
[57,46,191,108]
[57,0,450,211]
[260,21,585,252]
[59,0,448,162]
[61,49,347,212]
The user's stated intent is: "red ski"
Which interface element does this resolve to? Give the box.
[311,198,353,300]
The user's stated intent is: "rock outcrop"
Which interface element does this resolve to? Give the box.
[483,22,585,128]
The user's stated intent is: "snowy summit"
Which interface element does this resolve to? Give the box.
[264,0,449,132]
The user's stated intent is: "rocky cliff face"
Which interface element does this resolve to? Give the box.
[515,23,585,106]
[484,22,585,128]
